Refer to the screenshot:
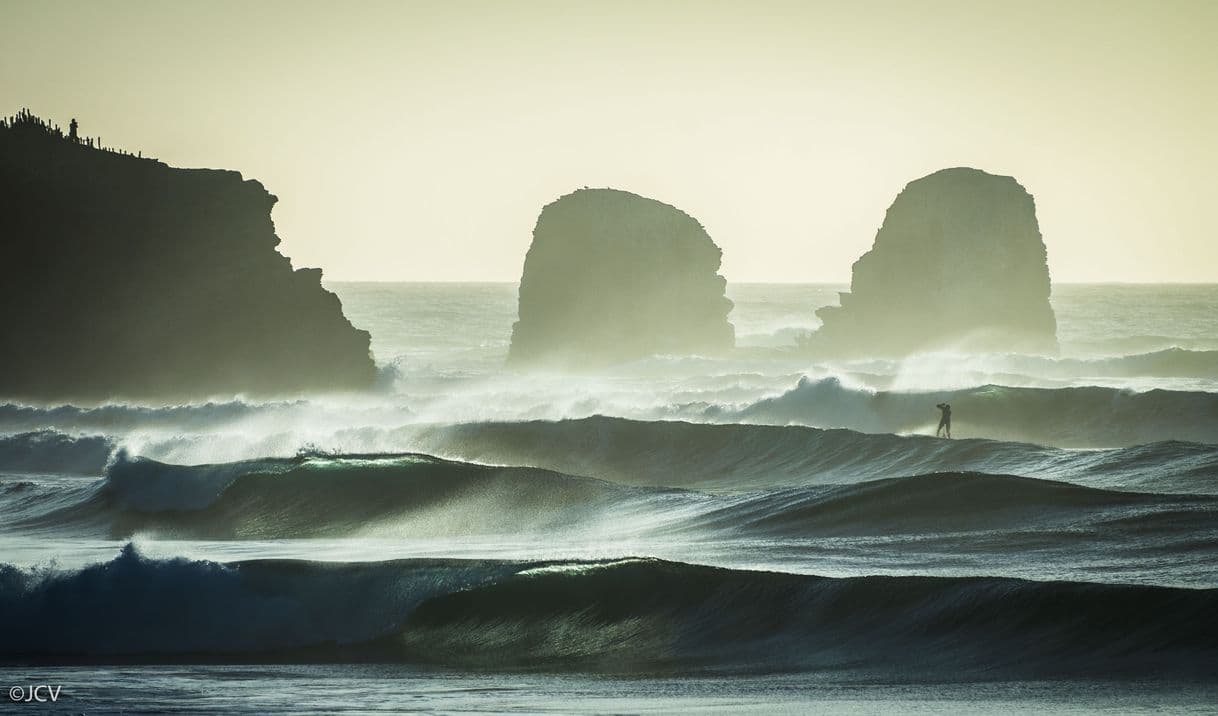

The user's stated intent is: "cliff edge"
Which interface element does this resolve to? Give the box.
[0,111,377,400]
[509,188,734,366]
[812,167,1058,356]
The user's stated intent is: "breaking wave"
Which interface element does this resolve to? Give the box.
[2,547,1214,677]
[0,430,114,475]
[0,399,299,433]
[6,448,1215,545]
[87,452,643,539]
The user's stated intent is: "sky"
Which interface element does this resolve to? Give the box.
[2,0,1216,283]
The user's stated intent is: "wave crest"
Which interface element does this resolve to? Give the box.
[413,415,1218,493]
[3,549,1215,677]
[0,430,113,475]
[732,377,1218,447]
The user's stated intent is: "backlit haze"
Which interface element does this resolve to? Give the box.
[3,0,1215,282]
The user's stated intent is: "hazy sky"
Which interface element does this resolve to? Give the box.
[3,0,1216,282]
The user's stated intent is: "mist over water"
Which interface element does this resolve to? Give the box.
[7,0,1218,708]
[3,282,1217,711]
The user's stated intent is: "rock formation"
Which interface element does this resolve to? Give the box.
[813,167,1058,356]
[509,188,734,366]
[0,110,377,400]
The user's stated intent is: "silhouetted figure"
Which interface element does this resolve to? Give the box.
[69,118,78,142]
[936,403,952,438]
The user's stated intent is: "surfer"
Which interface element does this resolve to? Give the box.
[935,403,952,438]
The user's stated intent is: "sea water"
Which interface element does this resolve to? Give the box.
[1,283,1216,714]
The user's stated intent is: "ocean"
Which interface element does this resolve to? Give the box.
[1,282,1216,714]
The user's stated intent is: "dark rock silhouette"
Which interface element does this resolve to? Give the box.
[813,167,1058,356]
[508,188,734,366]
[0,111,377,400]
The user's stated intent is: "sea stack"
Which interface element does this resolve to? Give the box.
[509,188,734,366]
[0,111,377,400]
[813,167,1058,356]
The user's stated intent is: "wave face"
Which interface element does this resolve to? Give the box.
[679,473,1213,538]
[0,431,113,475]
[1034,347,1218,380]
[729,377,1218,448]
[7,449,1216,581]
[398,559,1218,676]
[2,548,1215,678]
[89,452,642,539]
[0,545,518,658]
[412,415,1218,494]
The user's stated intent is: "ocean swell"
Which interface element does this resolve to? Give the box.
[2,548,1214,677]
[730,377,1218,448]
[95,452,644,539]
[412,415,1218,493]
[6,449,1214,548]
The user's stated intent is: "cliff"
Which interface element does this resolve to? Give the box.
[813,167,1058,356]
[509,188,734,366]
[0,111,377,400]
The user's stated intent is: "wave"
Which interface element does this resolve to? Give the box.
[1062,335,1218,358]
[729,377,1218,448]
[0,430,113,475]
[0,399,294,433]
[1039,347,1218,380]
[0,399,422,467]
[8,445,1216,547]
[2,547,1215,677]
[398,558,1218,676]
[0,545,518,659]
[833,348,1218,388]
[680,473,1215,538]
[412,415,1218,493]
[89,452,646,539]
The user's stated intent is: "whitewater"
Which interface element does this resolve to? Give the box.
[2,283,1217,713]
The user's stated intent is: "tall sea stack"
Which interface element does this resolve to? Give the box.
[813,167,1058,356]
[509,188,734,367]
[0,111,377,400]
